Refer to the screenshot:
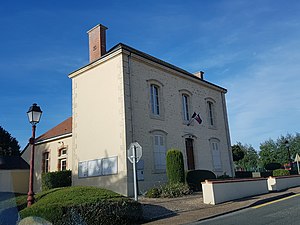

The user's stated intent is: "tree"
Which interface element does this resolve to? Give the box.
[259,133,300,168]
[235,142,259,171]
[232,144,245,162]
[0,126,20,156]
[166,149,185,184]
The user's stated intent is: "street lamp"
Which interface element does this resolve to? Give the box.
[27,103,42,207]
[285,140,292,170]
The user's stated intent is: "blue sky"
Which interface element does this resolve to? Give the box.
[1,0,299,151]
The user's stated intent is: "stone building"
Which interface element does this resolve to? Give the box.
[23,24,234,196]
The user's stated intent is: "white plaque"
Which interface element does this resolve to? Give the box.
[78,161,88,178]
[102,156,118,175]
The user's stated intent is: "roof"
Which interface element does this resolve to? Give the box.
[0,156,29,170]
[36,117,72,143]
[69,42,227,93]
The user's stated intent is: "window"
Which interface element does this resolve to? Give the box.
[58,147,67,171]
[58,148,67,157]
[182,94,190,121]
[42,152,50,173]
[153,134,166,171]
[207,100,216,127]
[60,159,67,171]
[150,84,160,115]
[210,139,222,171]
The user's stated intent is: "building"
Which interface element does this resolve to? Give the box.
[69,24,234,196]
[22,24,234,196]
[22,117,72,192]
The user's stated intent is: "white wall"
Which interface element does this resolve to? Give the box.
[70,51,129,196]
[268,175,300,191]
[0,170,29,193]
[202,179,269,204]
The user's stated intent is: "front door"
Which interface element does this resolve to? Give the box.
[185,138,195,170]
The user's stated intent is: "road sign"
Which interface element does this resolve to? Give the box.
[127,142,142,163]
[127,142,143,202]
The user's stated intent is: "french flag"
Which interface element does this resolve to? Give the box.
[187,112,202,126]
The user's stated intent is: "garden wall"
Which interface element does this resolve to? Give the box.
[0,169,29,193]
[202,178,269,205]
[268,175,300,191]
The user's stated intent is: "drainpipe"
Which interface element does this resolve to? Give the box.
[221,92,235,177]
[127,53,134,144]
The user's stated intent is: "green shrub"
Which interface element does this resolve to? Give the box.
[166,149,185,184]
[186,170,216,191]
[160,183,191,198]
[273,169,290,177]
[145,187,161,198]
[19,186,142,225]
[42,170,71,191]
[145,183,191,198]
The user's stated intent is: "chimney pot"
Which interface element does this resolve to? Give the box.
[87,24,108,63]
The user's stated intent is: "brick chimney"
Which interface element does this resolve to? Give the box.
[194,71,204,79]
[87,24,108,63]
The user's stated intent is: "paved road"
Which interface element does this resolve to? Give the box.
[0,192,19,225]
[194,194,300,225]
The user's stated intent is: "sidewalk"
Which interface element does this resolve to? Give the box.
[140,186,300,225]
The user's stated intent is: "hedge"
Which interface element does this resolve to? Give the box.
[186,170,216,191]
[19,186,142,225]
[166,149,185,184]
[273,169,290,177]
[42,170,72,191]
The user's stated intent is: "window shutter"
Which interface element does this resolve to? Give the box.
[212,142,222,170]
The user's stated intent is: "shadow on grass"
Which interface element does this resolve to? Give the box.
[142,203,177,223]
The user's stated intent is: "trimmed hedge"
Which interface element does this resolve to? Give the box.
[42,170,71,191]
[19,186,142,225]
[273,169,290,177]
[186,170,216,191]
[166,149,185,184]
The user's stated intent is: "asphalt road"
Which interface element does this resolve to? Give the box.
[194,194,300,225]
[0,192,19,225]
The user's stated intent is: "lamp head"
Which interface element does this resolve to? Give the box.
[27,103,42,125]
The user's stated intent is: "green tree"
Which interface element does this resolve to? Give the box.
[235,142,259,171]
[0,126,20,156]
[259,133,300,168]
[166,149,185,184]
[232,144,245,162]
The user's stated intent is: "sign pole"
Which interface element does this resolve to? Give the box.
[133,145,138,201]
[297,161,300,175]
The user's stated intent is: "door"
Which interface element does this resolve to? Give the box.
[185,138,195,170]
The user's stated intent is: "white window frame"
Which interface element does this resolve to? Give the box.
[150,130,168,173]
[60,158,67,171]
[205,98,217,128]
[150,84,160,115]
[43,152,50,173]
[182,94,190,121]
[147,79,165,120]
[209,138,222,171]
[179,89,193,124]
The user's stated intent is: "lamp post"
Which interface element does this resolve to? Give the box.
[27,103,42,207]
[285,140,292,170]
